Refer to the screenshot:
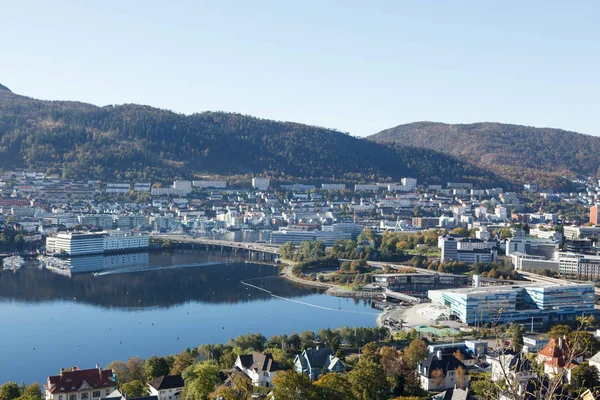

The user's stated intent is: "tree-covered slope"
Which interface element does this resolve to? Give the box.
[368,121,599,188]
[0,86,504,186]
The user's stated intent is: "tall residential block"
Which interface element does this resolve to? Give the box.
[590,205,599,225]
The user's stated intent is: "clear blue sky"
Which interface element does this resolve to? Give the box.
[1,1,599,136]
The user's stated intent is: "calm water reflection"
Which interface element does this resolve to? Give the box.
[0,250,377,383]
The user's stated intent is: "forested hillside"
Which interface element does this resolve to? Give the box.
[0,85,503,186]
[368,122,599,189]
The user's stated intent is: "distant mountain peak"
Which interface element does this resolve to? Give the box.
[0,83,12,92]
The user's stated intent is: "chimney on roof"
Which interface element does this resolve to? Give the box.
[436,350,442,359]
[558,337,563,350]
[60,368,65,375]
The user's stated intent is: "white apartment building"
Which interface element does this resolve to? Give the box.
[354,184,379,191]
[438,235,496,266]
[105,183,130,194]
[563,226,600,240]
[529,228,562,241]
[456,238,490,251]
[103,231,149,251]
[510,252,559,272]
[321,183,346,190]
[495,205,507,220]
[401,177,417,190]
[252,177,270,191]
[46,231,149,256]
[46,232,106,256]
[558,252,600,277]
[133,182,151,192]
[192,180,227,188]
[172,180,192,195]
[505,236,559,258]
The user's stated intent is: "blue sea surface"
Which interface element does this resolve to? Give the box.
[0,250,377,383]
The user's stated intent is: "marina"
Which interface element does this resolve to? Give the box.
[2,255,24,271]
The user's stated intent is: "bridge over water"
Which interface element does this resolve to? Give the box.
[150,234,280,261]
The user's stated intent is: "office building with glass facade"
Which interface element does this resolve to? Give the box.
[428,283,595,327]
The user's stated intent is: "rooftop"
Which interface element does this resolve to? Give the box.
[147,375,184,391]
[429,281,593,296]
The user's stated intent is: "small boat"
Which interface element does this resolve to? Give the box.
[3,255,25,271]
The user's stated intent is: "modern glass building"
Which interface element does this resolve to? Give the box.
[428,283,595,327]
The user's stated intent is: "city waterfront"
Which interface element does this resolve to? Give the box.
[0,250,377,383]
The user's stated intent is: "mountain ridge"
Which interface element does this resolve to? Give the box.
[368,121,598,189]
[0,86,505,187]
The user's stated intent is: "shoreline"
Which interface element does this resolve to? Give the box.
[279,263,385,300]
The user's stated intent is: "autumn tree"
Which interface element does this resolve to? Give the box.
[279,242,296,260]
[126,357,145,383]
[0,382,20,400]
[210,372,252,400]
[15,384,42,400]
[106,361,132,383]
[299,331,316,350]
[347,357,389,400]
[379,346,402,378]
[120,381,145,398]
[508,323,524,353]
[181,362,221,400]
[403,338,428,369]
[171,351,196,375]
[271,371,316,400]
[144,356,170,381]
[314,373,355,400]
[570,364,600,391]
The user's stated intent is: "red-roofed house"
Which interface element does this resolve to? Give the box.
[535,337,583,383]
[44,365,117,400]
